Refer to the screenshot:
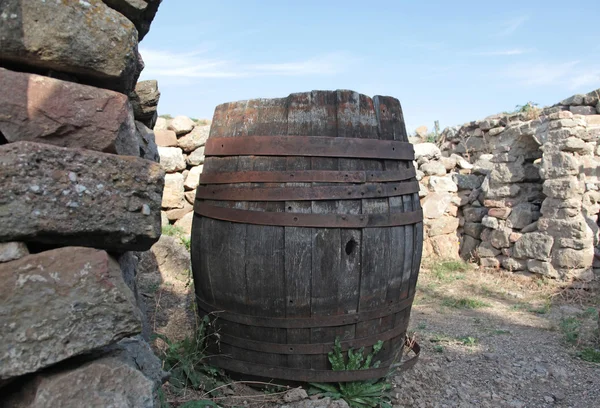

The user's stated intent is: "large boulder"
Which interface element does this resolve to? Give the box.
[2,349,159,407]
[158,146,186,172]
[0,68,139,155]
[421,192,452,219]
[162,173,185,209]
[168,115,195,135]
[135,121,160,162]
[513,233,554,261]
[178,125,210,152]
[413,143,441,161]
[129,80,160,128]
[0,247,142,380]
[102,0,163,41]
[0,0,143,94]
[0,142,164,251]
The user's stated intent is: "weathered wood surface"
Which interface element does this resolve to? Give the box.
[191,90,423,380]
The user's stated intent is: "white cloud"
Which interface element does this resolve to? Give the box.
[473,48,533,56]
[496,16,528,37]
[139,47,354,79]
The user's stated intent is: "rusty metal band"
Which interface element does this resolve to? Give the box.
[195,181,419,202]
[206,338,420,382]
[199,168,417,184]
[216,323,407,355]
[196,295,414,329]
[195,203,423,228]
[205,136,414,160]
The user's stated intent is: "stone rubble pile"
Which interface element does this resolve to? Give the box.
[0,1,167,406]
[154,116,210,235]
[420,89,600,281]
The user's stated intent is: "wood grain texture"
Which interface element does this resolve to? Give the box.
[191,90,423,381]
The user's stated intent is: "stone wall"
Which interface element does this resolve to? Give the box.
[0,1,166,406]
[154,116,210,235]
[419,89,600,281]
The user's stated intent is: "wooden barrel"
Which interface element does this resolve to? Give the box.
[190,90,423,382]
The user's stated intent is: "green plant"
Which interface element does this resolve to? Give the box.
[559,317,581,345]
[162,225,191,251]
[159,114,174,119]
[179,401,220,408]
[154,315,223,392]
[441,297,490,309]
[433,345,444,353]
[431,260,470,282]
[459,336,478,346]
[309,338,392,408]
[578,348,600,363]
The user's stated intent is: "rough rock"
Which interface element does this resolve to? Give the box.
[109,336,168,390]
[129,80,160,128]
[135,121,160,162]
[165,201,194,222]
[178,125,210,152]
[541,151,580,178]
[186,146,206,166]
[473,155,494,175]
[537,217,590,240]
[0,0,143,94]
[481,215,499,230]
[440,156,457,171]
[153,117,168,131]
[463,222,484,239]
[413,143,441,161]
[506,204,534,229]
[463,207,488,223]
[280,397,350,408]
[118,252,151,340]
[102,0,163,40]
[168,115,195,135]
[0,68,138,155]
[488,207,511,219]
[174,212,194,236]
[451,154,474,170]
[421,192,452,219]
[501,257,527,271]
[477,242,501,258]
[527,260,559,278]
[429,176,458,193]
[543,177,583,199]
[452,174,482,190]
[513,233,554,261]
[480,257,500,268]
[490,229,511,249]
[460,235,480,260]
[0,142,163,251]
[0,247,142,380]
[2,351,157,407]
[158,146,186,172]
[161,211,169,226]
[184,165,203,190]
[420,161,447,176]
[0,242,29,263]
[553,248,594,269]
[145,235,191,283]
[426,217,460,237]
[521,221,538,233]
[282,388,310,404]
[489,158,525,183]
[162,173,185,209]
[485,184,521,198]
[185,190,196,205]
[154,130,178,147]
[430,234,460,259]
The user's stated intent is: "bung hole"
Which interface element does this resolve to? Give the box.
[345,238,357,255]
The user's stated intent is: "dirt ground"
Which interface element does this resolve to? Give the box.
[140,258,600,408]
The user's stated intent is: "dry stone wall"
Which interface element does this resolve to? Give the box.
[419,89,600,282]
[0,1,167,406]
[154,116,210,235]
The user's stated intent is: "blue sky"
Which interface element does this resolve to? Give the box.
[139,0,600,133]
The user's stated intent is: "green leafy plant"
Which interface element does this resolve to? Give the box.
[441,297,490,309]
[578,348,600,363]
[459,336,478,346]
[154,315,223,392]
[431,260,470,282]
[179,401,220,408]
[162,225,191,251]
[309,338,392,408]
[560,317,581,345]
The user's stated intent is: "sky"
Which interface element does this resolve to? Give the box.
[139,0,600,133]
